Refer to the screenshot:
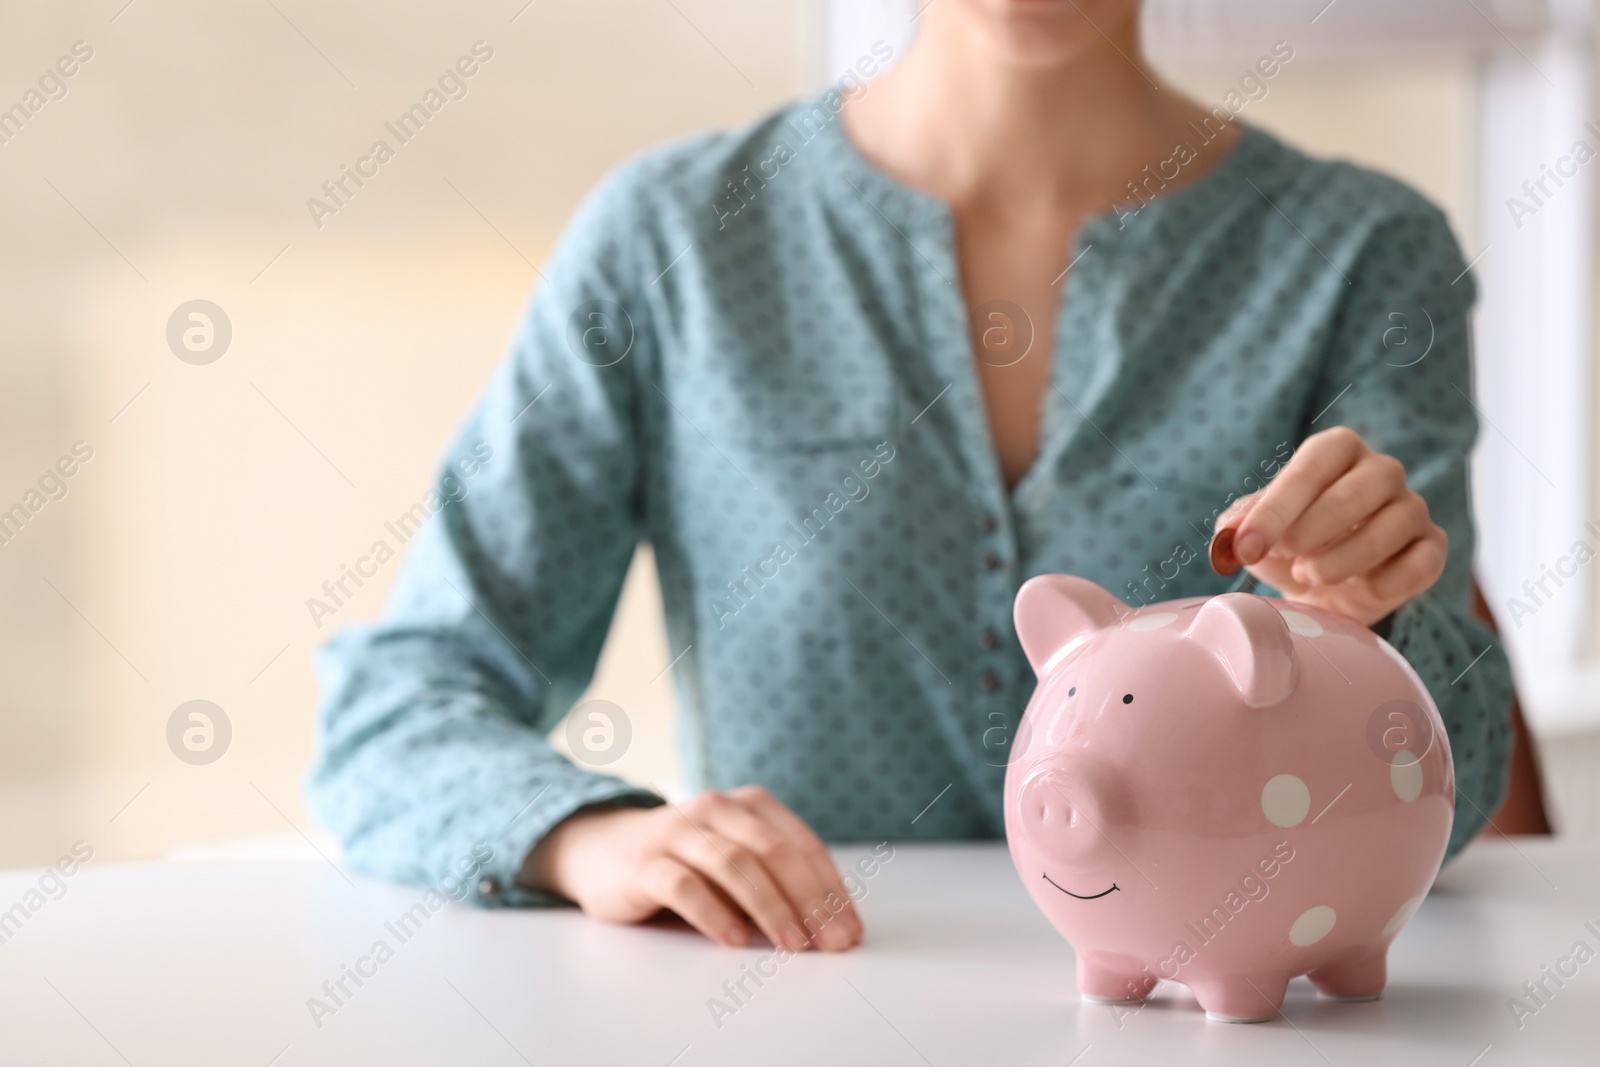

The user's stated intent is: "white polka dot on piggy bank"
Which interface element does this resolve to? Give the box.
[1005,577,1455,1023]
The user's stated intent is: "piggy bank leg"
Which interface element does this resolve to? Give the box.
[1307,945,1387,1002]
[1076,956,1157,1003]
[1189,973,1288,1023]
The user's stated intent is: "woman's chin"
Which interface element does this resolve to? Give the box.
[953,0,1140,70]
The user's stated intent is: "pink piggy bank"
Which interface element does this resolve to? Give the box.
[1004,575,1454,1023]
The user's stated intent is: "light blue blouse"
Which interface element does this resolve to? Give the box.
[306,93,1514,907]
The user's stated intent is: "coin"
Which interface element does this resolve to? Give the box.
[1209,525,1241,577]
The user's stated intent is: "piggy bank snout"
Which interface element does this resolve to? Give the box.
[1016,761,1119,867]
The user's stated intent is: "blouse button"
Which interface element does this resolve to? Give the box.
[982,552,1002,571]
[980,671,1002,692]
[477,877,502,902]
[978,631,999,650]
[978,513,999,533]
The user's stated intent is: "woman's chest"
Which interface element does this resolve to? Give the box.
[647,221,1327,506]
[954,208,1084,487]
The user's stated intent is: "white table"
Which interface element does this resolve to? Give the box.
[0,839,1594,1066]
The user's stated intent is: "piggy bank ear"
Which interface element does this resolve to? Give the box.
[1185,593,1298,707]
[1014,575,1125,674]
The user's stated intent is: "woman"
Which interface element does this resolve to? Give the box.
[307,0,1513,954]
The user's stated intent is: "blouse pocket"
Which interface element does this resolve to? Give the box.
[670,330,898,453]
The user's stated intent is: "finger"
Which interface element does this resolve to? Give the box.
[727,786,840,879]
[1234,427,1367,565]
[713,795,861,950]
[1217,491,1256,528]
[1280,452,1409,557]
[643,857,751,947]
[728,786,862,931]
[670,827,807,951]
[1292,498,1429,587]
[1361,532,1448,605]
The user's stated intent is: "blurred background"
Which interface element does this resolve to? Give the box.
[1,0,1595,870]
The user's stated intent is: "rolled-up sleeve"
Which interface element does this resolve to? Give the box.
[305,164,665,907]
[1307,203,1516,860]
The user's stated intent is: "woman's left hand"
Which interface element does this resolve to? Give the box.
[1219,426,1447,627]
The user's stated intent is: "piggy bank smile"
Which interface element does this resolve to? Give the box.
[1042,877,1119,900]
[1003,575,1453,1023]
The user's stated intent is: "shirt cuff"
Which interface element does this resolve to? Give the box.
[469,778,665,909]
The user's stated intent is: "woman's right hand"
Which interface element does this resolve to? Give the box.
[522,786,864,951]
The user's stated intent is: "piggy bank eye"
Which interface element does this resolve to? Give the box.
[1068,687,1077,697]
[1122,693,1134,704]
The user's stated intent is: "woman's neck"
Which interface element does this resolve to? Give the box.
[841,6,1237,221]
